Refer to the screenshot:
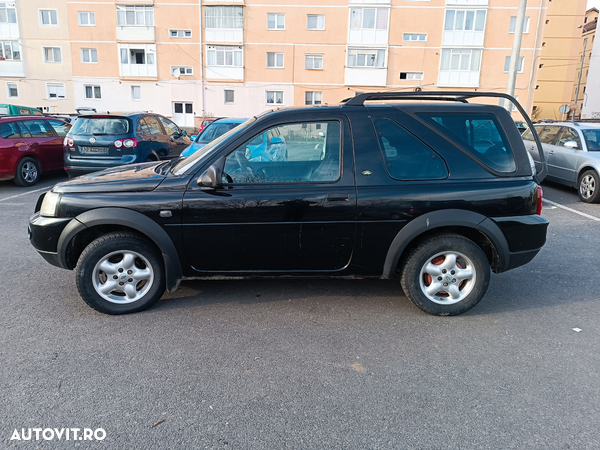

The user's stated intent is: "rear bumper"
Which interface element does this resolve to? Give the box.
[65,152,140,176]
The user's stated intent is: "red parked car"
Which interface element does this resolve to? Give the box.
[0,116,70,186]
[198,117,220,133]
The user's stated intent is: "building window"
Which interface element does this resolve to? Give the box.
[0,3,17,23]
[81,48,98,63]
[307,14,324,30]
[205,6,243,29]
[267,52,284,68]
[305,54,323,70]
[0,41,20,60]
[266,91,284,105]
[207,45,243,67]
[504,56,525,73]
[400,72,424,80]
[267,13,285,30]
[403,33,427,42]
[78,11,95,26]
[43,47,62,63]
[305,91,322,105]
[85,85,101,99]
[6,82,18,98]
[171,66,193,76]
[350,8,388,30]
[39,9,58,26]
[440,48,481,72]
[224,89,234,104]
[116,5,154,26]
[509,16,530,33]
[347,48,385,68]
[47,83,66,100]
[120,48,154,65]
[444,10,486,31]
[131,86,141,100]
[169,29,191,38]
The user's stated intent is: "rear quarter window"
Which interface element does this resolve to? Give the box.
[417,113,516,173]
[0,121,20,139]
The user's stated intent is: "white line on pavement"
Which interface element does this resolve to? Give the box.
[543,198,600,222]
[0,186,48,203]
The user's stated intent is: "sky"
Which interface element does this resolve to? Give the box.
[589,0,600,10]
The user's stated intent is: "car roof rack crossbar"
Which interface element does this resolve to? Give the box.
[341,91,520,107]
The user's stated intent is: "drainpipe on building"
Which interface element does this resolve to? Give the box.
[572,37,588,121]
[504,0,528,113]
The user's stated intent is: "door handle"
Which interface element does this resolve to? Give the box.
[326,193,349,202]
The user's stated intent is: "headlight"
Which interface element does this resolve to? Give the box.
[40,191,61,217]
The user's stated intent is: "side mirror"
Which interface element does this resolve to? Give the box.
[197,164,223,188]
[180,130,187,136]
[564,141,579,149]
[270,136,283,145]
[318,131,325,138]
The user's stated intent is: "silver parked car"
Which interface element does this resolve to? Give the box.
[523,122,600,203]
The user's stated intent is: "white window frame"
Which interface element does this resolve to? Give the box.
[266,90,284,105]
[78,11,95,26]
[267,13,285,30]
[509,16,530,34]
[171,65,193,76]
[444,9,487,32]
[347,48,386,68]
[6,81,18,99]
[116,5,154,27]
[504,56,525,73]
[120,47,155,65]
[39,9,58,26]
[440,48,482,72]
[84,85,101,100]
[307,14,325,30]
[43,47,62,64]
[207,45,243,67]
[267,52,284,69]
[131,85,141,101]
[403,33,427,42]
[0,41,20,60]
[205,6,243,29]
[169,29,192,38]
[224,89,235,104]
[350,8,388,31]
[305,91,322,105]
[0,3,17,24]
[399,71,424,80]
[47,83,66,100]
[305,54,323,70]
[81,48,98,64]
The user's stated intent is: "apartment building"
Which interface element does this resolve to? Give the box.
[577,7,598,119]
[0,0,556,126]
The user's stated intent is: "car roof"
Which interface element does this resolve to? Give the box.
[534,121,600,129]
[0,115,66,122]
[210,117,247,124]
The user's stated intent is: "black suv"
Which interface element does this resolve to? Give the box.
[29,92,549,316]
[64,112,190,177]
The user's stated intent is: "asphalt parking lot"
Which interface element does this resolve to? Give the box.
[1,172,600,449]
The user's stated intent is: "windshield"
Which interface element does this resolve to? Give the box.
[582,129,600,151]
[197,122,242,143]
[173,117,257,175]
[70,117,130,136]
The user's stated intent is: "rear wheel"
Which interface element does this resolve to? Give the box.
[14,157,40,186]
[578,170,600,203]
[400,234,490,316]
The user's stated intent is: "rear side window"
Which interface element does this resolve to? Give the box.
[47,120,71,137]
[535,125,560,144]
[71,118,130,136]
[0,121,20,138]
[373,118,448,180]
[417,113,516,173]
[138,117,162,136]
[21,120,55,138]
[522,128,534,141]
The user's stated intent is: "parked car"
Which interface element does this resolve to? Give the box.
[197,117,220,134]
[522,121,600,202]
[29,92,548,317]
[0,116,71,186]
[514,121,527,133]
[64,112,191,177]
[0,104,44,116]
[181,118,246,157]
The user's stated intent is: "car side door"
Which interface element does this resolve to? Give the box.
[18,119,64,171]
[158,116,190,158]
[548,126,583,183]
[137,116,163,158]
[181,116,357,273]
[533,125,561,180]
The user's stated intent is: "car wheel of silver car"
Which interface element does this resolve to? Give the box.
[14,157,40,187]
[578,170,600,203]
[400,234,490,316]
[75,232,166,314]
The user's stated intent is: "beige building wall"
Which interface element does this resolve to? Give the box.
[571,7,597,119]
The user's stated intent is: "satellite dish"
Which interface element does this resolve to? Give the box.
[172,69,180,79]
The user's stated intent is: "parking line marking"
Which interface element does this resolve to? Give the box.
[543,198,600,222]
[0,186,48,203]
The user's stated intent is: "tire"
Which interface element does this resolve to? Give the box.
[578,170,600,203]
[75,232,166,314]
[400,234,491,316]
[14,157,40,187]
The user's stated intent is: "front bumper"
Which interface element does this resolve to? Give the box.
[28,212,72,269]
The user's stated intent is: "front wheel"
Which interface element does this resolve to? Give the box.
[578,170,600,203]
[75,232,165,314]
[400,234,490,316]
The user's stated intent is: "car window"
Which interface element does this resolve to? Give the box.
[71,118,130,136]
[373,118,448,181]
[0,121,20,139]
[21,120,55,138]
[417,113,516,173]
[223,120,341,184]
[582,129,600,151]
[522,128,534,141]
[158,117,179,136]
[535,125,561,144]
[47,120,71,137]
[199,123,240,142]
[555,127,582,149]
[138,117,162,136]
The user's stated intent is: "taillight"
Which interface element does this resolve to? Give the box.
[113,138,138,148]
[63,137,74,146]
[536,185,543,215]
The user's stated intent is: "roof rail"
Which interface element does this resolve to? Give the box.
[341,90,520,107]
